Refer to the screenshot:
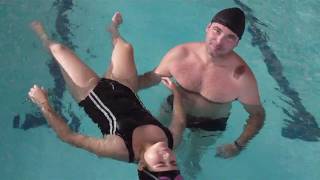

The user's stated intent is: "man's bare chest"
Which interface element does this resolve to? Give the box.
[171,61,239,102]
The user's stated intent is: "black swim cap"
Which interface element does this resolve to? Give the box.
[211,7,245,39]
[138,169,183,180]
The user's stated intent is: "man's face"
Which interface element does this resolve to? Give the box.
[205,22,239,57]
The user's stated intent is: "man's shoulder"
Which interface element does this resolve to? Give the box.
[168,42,203,58]
[229,52,253,74]
[177,42,203,49]
[172,42,203,51]
[230,51,246,64]
[229,52,257,83]
[233,54,261,105]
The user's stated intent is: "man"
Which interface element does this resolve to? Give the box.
[138,7,265,159]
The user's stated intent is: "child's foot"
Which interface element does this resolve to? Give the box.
[108,12,123,42]
[112,11,123,27]
[30,21,51,47]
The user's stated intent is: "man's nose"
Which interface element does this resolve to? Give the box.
[216,34,224,44]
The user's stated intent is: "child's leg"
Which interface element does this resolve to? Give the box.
[104,12,138,92]
[31,21,99,102]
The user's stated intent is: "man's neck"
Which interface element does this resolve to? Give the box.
[207,50,234,65]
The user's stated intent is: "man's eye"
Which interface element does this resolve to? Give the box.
[227,35,237,42]
[212,28,218,33]
[211,27,221,34]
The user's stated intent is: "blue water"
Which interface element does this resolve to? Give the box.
[1,0,320,179]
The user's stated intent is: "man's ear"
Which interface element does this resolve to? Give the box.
[234,39,240,47]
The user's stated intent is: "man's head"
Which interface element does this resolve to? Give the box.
[205,7,245,57]
[211,7,245,40]
[138,142,183,180]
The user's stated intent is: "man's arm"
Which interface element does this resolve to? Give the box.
[161,78,186,149]
[216,68,265,158]
[169,89,186,149]
[235,68,265,148]
[138,70,162,90]
[138,45,187,90]
[236,103,265,147]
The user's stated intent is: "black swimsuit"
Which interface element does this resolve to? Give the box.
[79,78,173,163]
[167,94,229,131]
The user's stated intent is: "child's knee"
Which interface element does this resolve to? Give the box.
[117,39,133,52]
[49,43,66,53]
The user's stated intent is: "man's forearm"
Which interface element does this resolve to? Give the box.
[170,90,186,148]
[236,108,265,147]
[138,71,162,90]
[172,90,186,125]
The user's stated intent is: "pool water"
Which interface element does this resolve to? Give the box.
[1,0,319,179]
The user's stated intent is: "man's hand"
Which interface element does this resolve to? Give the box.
[161,77,177,91]
[215,143,241,158]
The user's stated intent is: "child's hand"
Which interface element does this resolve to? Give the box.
[28,85,49,107]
